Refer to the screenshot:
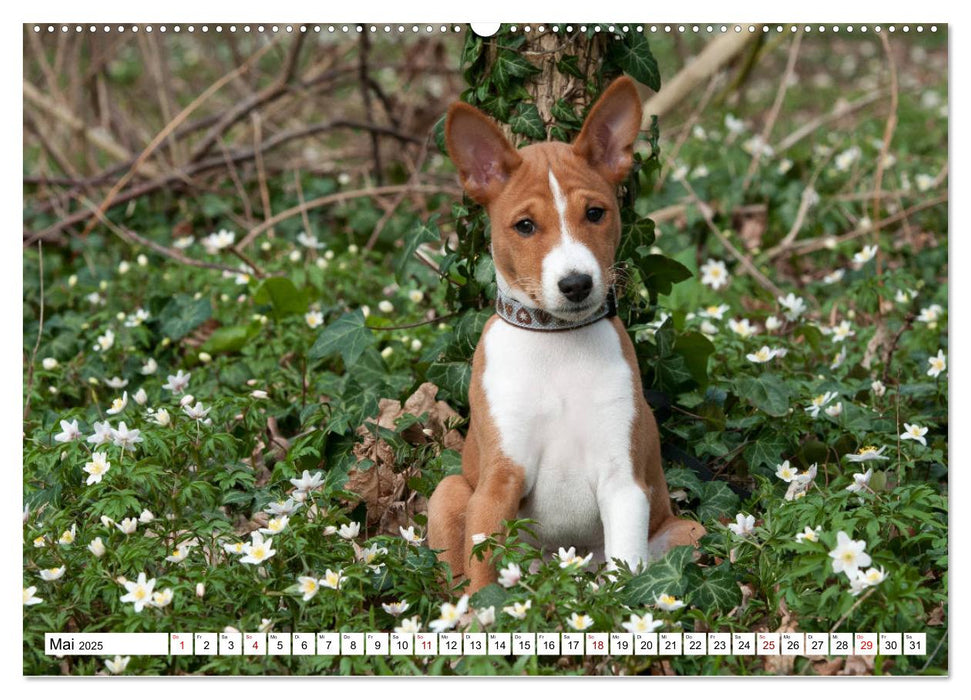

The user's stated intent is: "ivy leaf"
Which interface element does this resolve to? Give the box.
[556,54,585,79]
[673,331,715,388]
[607,32,661,91]
[509,102,546,141]
[200,323,260,355]
[744,430,790,471]
[309,310,373,367]
[686,563,741,609]
[622,546,694,605]
[397,217,441,284]
[636,254,693,297]
[491,50,539,92]
[426,361,472,402]
[253,277,308,318]
[159,295,212,341]
[551,99,582,129]
[696,481,740,522]
[733,373,791,417]
[433,113,447,155]
[664,467,704,495]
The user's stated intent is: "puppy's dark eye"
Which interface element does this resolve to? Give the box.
[586,207,606,223]
[514,219,536,237]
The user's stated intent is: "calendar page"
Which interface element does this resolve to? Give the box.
[22,10,948,678]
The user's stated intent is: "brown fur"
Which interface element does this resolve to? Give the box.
[428,78,704,593]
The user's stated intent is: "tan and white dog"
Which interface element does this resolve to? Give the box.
[428,76,704,593]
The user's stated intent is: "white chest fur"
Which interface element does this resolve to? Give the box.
[481,318,649,565]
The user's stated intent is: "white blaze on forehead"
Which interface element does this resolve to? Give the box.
[548,169,572,240]
[542,169,603,316]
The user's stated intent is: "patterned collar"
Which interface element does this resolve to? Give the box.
[495,286,617,332]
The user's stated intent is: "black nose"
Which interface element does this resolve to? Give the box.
[558,273,593,303]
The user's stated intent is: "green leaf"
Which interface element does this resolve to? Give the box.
[159,295,212,341]
[607,33,661,91]
[673,331,715,388]
[308,310,373,367]
[686,563,741,609]
[636,254,693,297]
[433,113,447,155]
[664,467,704,495]
[621,217,656,254]
[733,373,791,417]
[509,102,546,141]
[556,54,584,79]
[426,361,472,402]
[743,430,790,471]
[200,323,260,355]
[470,583,510,611]
[623,545,694,605]
[397,218,441,284]
[253,277,308,317]
[696,481,739,522]
[551,99,582,129]
[491,50,539,91]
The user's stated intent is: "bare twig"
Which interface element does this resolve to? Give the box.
[655,74,720,192]
[672,162,784,299]
[364,128,433,251]
[761,152,832,259]
[252,113,274,239]
[366,311,459,332]
[358,31,384,186]
[189,33,306,163]
[641,28,761,122]
[774,195,947,259]
[23,242,45,421]
[742,28,802,192]
[293,171,313,240]
[82,199,245,275]
[774,89,886,154]
[237,184,461,250]
[75,36,282,239]
[219,138,254,222]
[23,79,153,176]
[26,119,422,244]
[829,587,876,633]
[872,32,900,280]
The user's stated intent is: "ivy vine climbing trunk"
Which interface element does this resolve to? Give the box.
[414,25,710,404]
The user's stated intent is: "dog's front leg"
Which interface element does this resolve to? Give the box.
[598,472,651,571]
[463,458,525,593]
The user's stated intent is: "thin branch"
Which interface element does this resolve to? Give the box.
[358,31,384,186]
[75,36,282,239]
[293,170,313,239]
[773,195,947,259]
[252,112,274,239]
[23,79,153,176]
[26,119,423,244]
[188,32,307,163]
[366,312,459,332]
[775,89,886,154]
[672,162,784,299]
[742,28,802,192]
[364,128,433,251]
[84,201,245,276]
[23,242,45,422]
[236,184,461,250]
[872,32,900,281]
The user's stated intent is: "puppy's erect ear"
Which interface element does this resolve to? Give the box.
[572,76,643,184]
[445,103,523,205]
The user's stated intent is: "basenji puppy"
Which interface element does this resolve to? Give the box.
[428,76,705,593]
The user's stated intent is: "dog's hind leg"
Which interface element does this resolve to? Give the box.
[648,516,706,560]
[428,474,474,579]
